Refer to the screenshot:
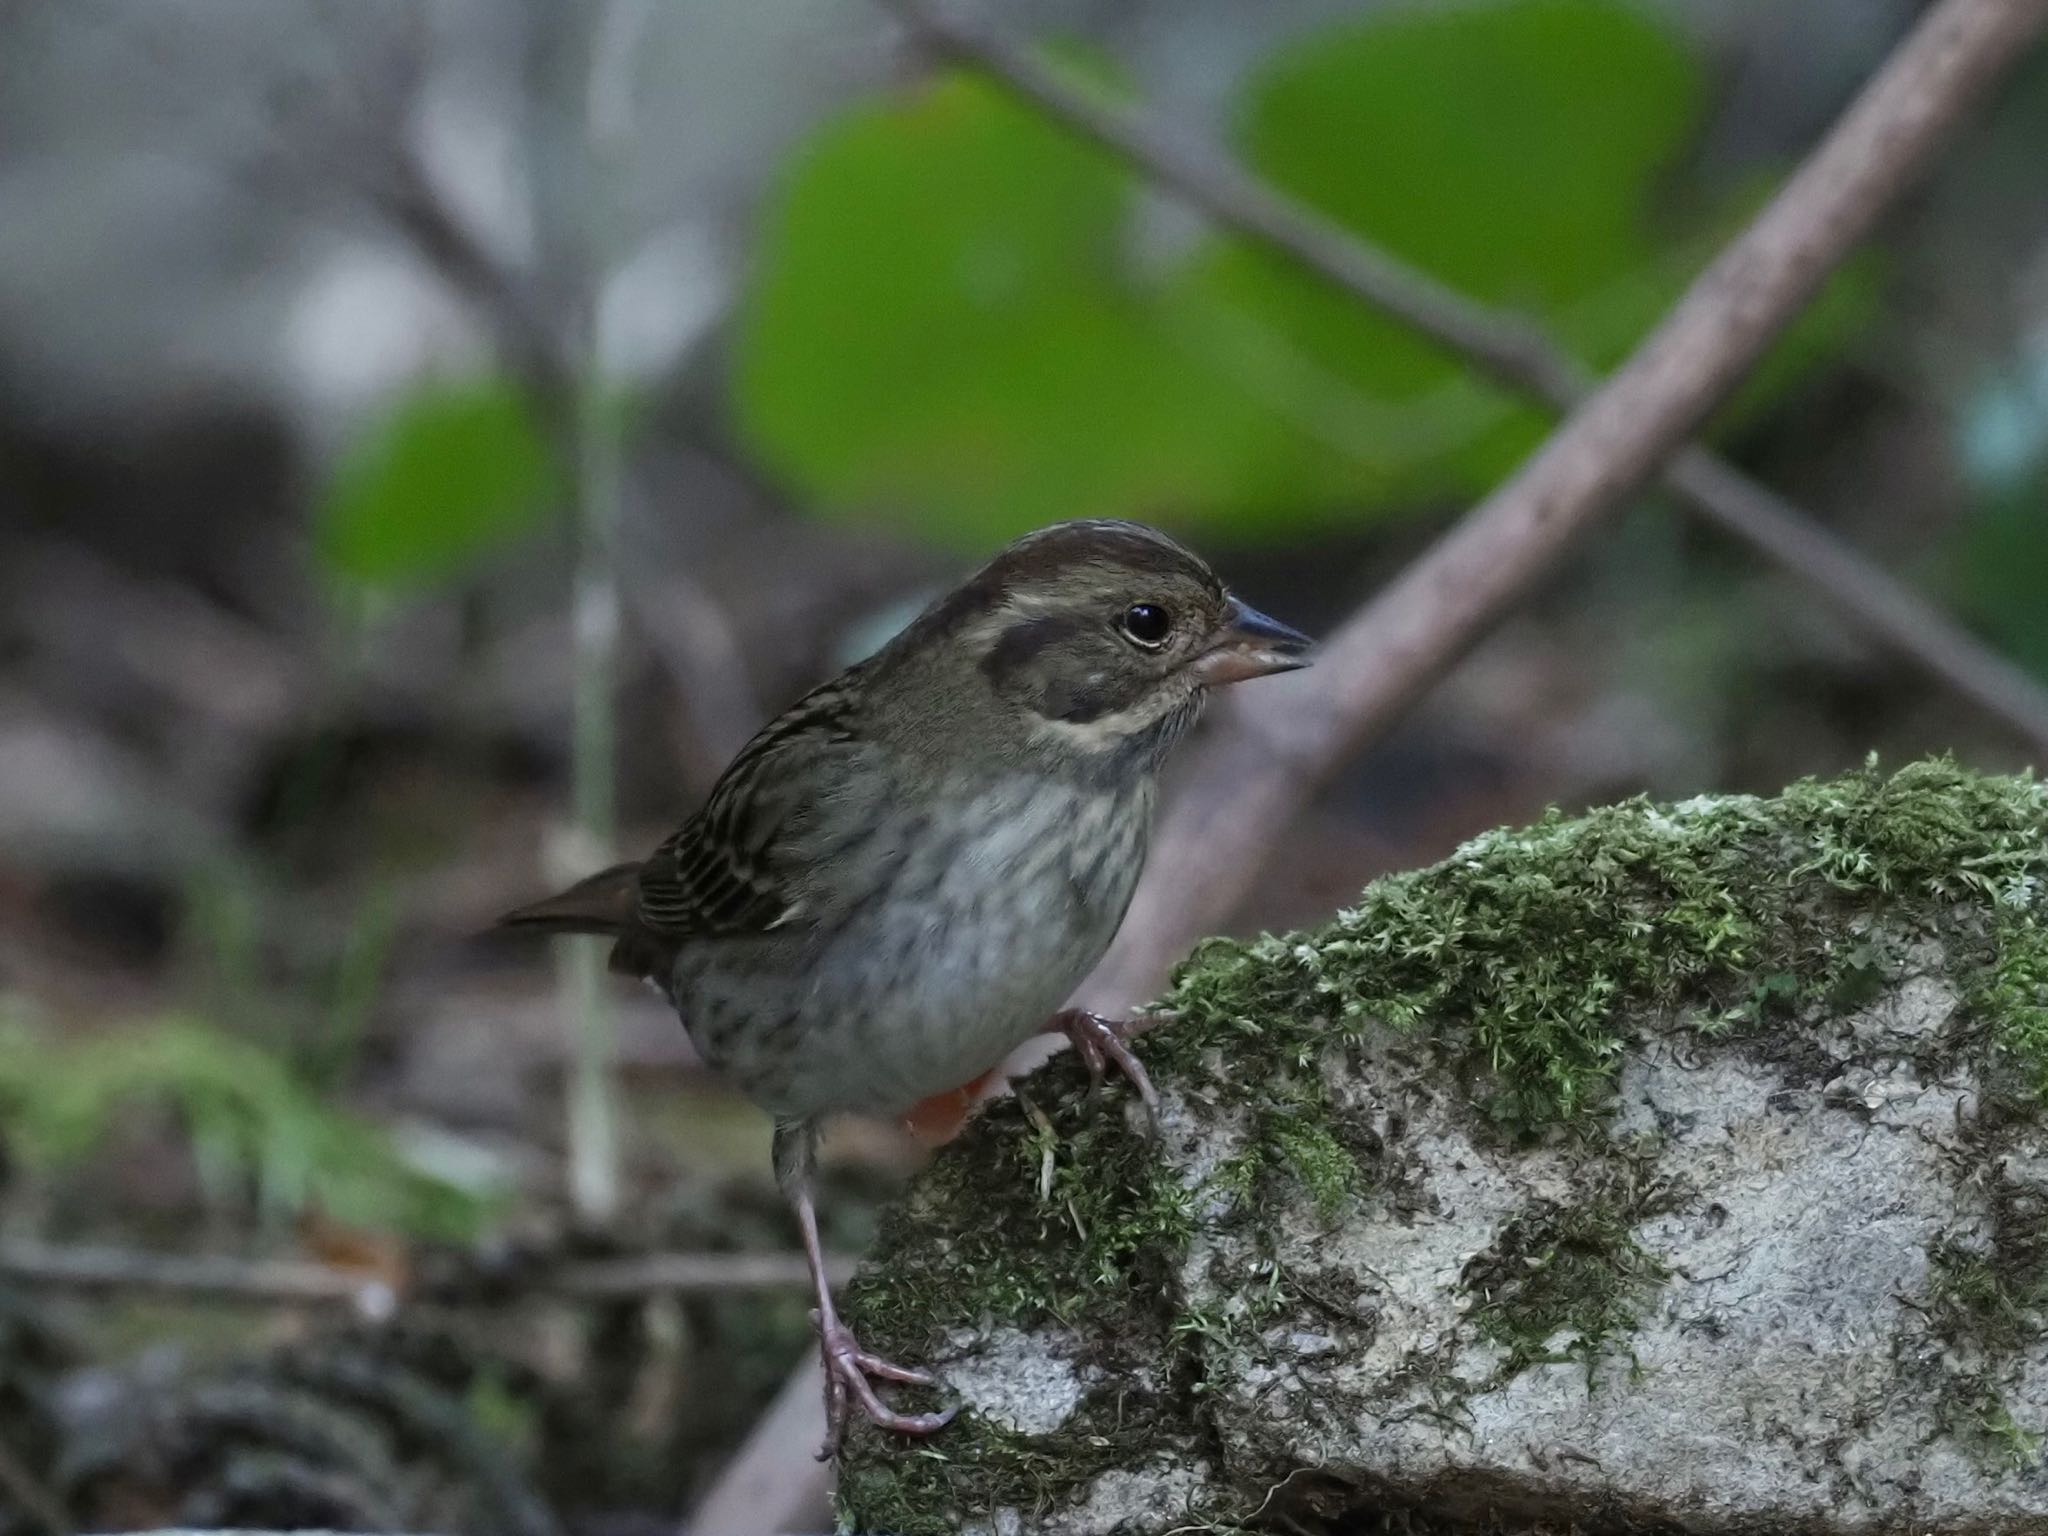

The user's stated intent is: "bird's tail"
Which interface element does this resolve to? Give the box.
[495,861,642,936]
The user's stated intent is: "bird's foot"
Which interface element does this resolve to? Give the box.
[814,1312,956,1460]
[1052,1008,1160,1129]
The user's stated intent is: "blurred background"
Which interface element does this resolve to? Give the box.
[1,0,2045,1531]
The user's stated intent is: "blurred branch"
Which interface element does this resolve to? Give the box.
[298,20,759,788]
[545,1248,853,1295]
[263,10,570,419]
[617,558,763,789]
[0,1242,400,1311]
[559,16,629,1229]
[264,8,636,1218]
[283,4,769,1221]
[684,1357,832,1536]
[1056,0,2048,1011]
[878,0,2048,756]
[0,1240,847,1306]
[0,1429,71,1536]
[355,144,573,417]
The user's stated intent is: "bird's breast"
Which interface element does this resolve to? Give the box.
[838,776,1151,1106]
[679,774,1155,1120]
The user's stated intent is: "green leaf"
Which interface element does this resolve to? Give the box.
[1205,0,1867,499]
[733,69,1281,548]
[319,378,558,587]
[1243,0,1698,302]
[1948,472,2048,683]
[732,0,1868,545]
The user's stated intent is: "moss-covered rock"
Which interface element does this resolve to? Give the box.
[838,760,2048,1534]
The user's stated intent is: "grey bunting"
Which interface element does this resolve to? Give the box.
[499,518,1311,1455]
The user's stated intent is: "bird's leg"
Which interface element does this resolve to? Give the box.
[1050,1008,1160,1126]
[773,1122,956,1459]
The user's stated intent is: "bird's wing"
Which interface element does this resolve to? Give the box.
[632,675,868,941]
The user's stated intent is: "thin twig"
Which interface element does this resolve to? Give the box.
[547,1249,855,1295]
[1066,0,2048,1012]
[878,0,2048,756]
[0,1243,398,1310]
[534,0,652,1226]
[0,1241,846,1306]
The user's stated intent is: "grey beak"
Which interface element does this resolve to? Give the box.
[1191,596,1314,686]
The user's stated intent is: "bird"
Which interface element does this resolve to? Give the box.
[498,518,1311,1455]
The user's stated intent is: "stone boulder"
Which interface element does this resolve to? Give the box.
[837,760,2048,1535]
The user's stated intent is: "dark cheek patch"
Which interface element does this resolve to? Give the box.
[1041,673,1131,724]
[981,614,1088,684]
[982,614,1149,724]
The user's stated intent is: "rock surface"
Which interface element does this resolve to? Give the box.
[837,762,2048,1535]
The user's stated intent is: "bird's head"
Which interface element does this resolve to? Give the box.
[878,519,1312,768]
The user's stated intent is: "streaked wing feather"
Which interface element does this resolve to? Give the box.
[633,676,863,939]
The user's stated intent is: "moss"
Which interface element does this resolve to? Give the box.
[839,760,2048,1531]
[1460,1162,1674,1384]
[845,1070,1195,1357]
[835,1396,1180,1536]
[1160,758,2048,1138]
[1930,1237,2045,1359]
[1923,1163,2048,1475]
[1978,1398,2047,1474]
[1266,1117,1362,1219]
[1977,908,2048,1103]
[837,1057,1202,1526]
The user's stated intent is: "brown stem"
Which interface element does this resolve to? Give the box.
[0,1240,844,1306]
[1067,0,2048,1012]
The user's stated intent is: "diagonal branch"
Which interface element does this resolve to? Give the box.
[878,0,2048,755]
[1050,0,2048,1011]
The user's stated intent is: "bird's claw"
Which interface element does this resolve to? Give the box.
[1053,1008,1160,1132]
[813,1312,956,1460]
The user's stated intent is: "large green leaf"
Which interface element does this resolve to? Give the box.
[732,0,1870,545]
[1949,472,2048,683]
[319,378,559,587]
[1241,0,1697,306]
[1216,4,1875,500]
[1189,0,1699,503]
[733,71,1286,546]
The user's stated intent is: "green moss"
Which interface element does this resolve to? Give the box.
[1460,1161,1673,1384]
[1930,1237,2045,1359]
[1924,1168,2048,1475]
[1159,758,2048,1134]
[836,1401,1173,1536]
[839,760,2048,1531]
[1978,909,2048,1103]
[837,1062,1200,1526]
[1266,1118,1361,1219]
[846,1077,1194,1355]
[1978,1397,2047,1474]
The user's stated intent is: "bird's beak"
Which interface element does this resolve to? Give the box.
[1190,596,1314,686]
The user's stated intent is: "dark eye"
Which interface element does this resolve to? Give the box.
[1119,602,1173,648]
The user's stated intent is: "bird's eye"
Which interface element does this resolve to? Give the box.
[1119,603,1173,648]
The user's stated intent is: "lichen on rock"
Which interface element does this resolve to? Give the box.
[838,759,2048,1535]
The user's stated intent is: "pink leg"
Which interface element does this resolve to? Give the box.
[1050,1008,1160,1125]
[776,1124,956,1458]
